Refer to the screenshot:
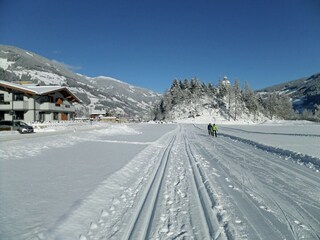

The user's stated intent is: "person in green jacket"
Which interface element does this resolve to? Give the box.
[211,123,218,137]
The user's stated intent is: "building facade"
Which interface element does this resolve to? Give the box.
[0,80,81,122]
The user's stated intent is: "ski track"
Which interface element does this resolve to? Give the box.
[191,125,320,239]
[21,123,320,240]
[74,125,230,240]
[220,126,320,138]
[217,131,320,171]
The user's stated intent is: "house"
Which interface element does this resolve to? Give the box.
[0,80,81,122]
[90,109,106,119]
[100,116,118,123]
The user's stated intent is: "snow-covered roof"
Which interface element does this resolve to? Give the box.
[25,85,66,95]
[91,109,106,115]
[0,80,81,102]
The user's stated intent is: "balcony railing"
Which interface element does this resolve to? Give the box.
[39,102,75,111]
[0,101,10,105]
[0,101,75,112]
[13,101,29,109]
[0,101,28,110]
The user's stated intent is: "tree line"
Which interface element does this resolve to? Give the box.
[153,78,297,121]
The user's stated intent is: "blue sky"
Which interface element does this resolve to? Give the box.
[1,0,319,93]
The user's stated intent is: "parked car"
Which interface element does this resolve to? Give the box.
[0,120,34,134]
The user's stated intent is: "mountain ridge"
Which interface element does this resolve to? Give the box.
[257,73,320,113]
[0,45,161,119]
[1,44,319,122]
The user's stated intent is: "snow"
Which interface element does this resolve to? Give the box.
[93,76,124,84]
[11,69,67,85]
[25,51,34,57]
[217,121,320,159]
[112,97,124,103]
[0,57,15,70]
[0,120,319,239]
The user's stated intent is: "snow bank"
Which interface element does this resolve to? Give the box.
[220,132,320,171]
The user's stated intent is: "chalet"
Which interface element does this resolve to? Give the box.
[90,109,106,119]
[0,80,81,122]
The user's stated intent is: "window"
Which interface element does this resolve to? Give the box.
[39,112,45,122]
[14,93,24,101]
[15,111,24,120]
[0,112,4,120]
[53,112,59,120]
[0,94,9,104]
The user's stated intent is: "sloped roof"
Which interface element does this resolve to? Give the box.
[0,80,81,103]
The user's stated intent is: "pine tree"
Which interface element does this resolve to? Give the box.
[182,79,190,90]
[169,79,183,105]
[190,78,201,96]
[218,80,229,98]
[243,81,259,119]
[233,79,241,120]
[265,92,278,120]
[201,82,208,96]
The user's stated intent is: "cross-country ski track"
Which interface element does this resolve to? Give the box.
[1,123,319,240]
[76,124,320,240]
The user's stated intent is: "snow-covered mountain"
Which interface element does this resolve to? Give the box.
[258,73,320,113]
[2,44,318,122]
[0,45,161,119]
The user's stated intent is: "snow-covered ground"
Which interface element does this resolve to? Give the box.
[0,121,319,239]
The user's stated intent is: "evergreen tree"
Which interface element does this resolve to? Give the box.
[179,80,185,90]
[208,83,218,96]
[233,79,241,120]
[182,79,192,100]
[218,79,230,98]
[201,82,208,96]
[243,81,259,119]
[265,92,278,120]
[169,79,183,105]
[182,79,190,90]
[190,78,201,96]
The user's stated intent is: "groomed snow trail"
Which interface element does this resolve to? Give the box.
[191,125,320,240]
[74,125,228,240]
[61,124,320,240]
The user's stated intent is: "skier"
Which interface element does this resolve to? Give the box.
[211,123,218,137]
[207,123,212,135]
